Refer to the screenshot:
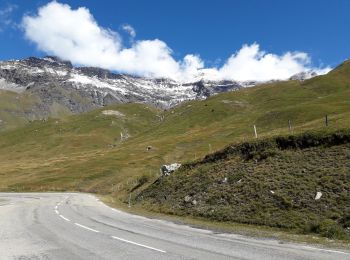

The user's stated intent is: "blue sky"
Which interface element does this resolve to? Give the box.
[0,0,349,81]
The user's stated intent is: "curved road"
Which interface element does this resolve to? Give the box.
[0,193,349,259]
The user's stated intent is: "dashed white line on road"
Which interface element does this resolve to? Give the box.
[59,215,70,222]
[55,209,59,215]
[302,246,349,255]
[74,223,100,233]
[111,236,166,253]
[0,203,13,207]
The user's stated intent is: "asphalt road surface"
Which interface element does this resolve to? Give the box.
[0,193,349,260]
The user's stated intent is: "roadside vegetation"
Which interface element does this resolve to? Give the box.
[138,130,350,240]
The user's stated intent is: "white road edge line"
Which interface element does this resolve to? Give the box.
[74,223,99,233]
[302,246,348,255]
[111,236,166,253]
[59,215,70,222]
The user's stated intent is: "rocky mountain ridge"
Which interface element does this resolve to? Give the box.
[0,56,322,125]
[0,56,243,111]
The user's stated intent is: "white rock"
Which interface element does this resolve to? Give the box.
[102,110,125,117]
[160,163,181,176]
[184,195,192,203]
[315,191,322,200]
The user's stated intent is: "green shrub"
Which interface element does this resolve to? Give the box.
[227,171,245,184]
[304,219,347,239]
[340,213,350,229]
[138,174,149,186]
[130,174,150,192]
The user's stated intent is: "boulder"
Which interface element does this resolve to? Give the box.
[184,195,192,203]
[315,191,322,200]
[160,163,181,176]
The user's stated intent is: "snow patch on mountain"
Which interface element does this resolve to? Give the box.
[0,56,322,116]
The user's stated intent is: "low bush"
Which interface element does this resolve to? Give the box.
[304,219,348,239]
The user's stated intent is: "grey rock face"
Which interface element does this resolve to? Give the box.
[289,71,318,81]
[0,56,246,119]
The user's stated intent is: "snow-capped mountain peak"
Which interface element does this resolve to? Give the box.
[0,56,244,115]
[0,56,323,121]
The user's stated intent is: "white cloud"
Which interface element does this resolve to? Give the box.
[122,24,136,38]
[214,43,330,81]
[22,1,330,82]
[0,3,17,31]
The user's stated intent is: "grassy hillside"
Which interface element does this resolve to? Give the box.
[0,90,41,130]
[0,103,160,192]
[0,89,73,131]
[0,61,350,205]
[138,130,350,239]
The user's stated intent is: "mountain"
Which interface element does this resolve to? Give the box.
[0,56,242,118]
[289,70,318,81]
[0,56,326,130]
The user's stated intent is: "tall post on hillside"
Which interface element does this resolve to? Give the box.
[128,193,131,208]
[288,120,292,132]
[209,144,212,153]
[325,115,329,127]
[254,125,258,139]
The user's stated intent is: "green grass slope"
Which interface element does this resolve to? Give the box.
[138,130,350,239]
[0,90,41,130]
[0,103,160,191]
[0,89,72,131]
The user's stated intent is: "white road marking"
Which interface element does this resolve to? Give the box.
[302,246,348,255]
[55,209,59,215]
[0,202,13,207]
[55,205,58,210]
[59,215,70,222]
[111,236,166,253]
[74,223,99,233]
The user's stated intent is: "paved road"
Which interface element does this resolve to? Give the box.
[0,193,349,260]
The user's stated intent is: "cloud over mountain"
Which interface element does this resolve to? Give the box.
[0,3,17,32]
[22,1,330,82]
[122,24,136,38]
